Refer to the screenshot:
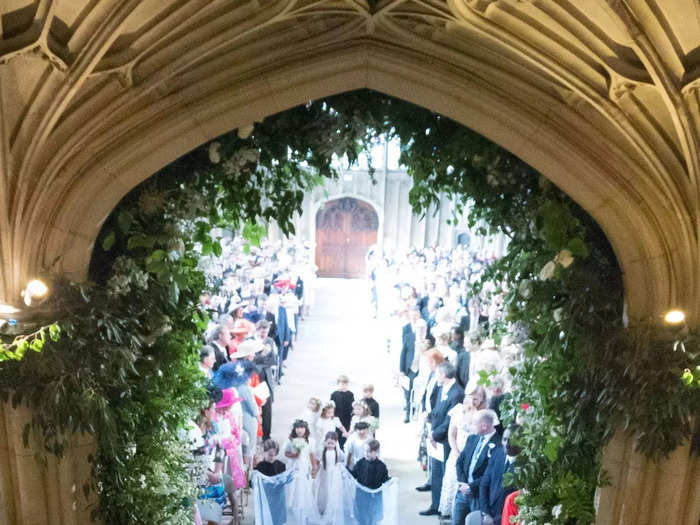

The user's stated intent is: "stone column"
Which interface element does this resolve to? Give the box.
[0,404,97,525]
[596,431,699,525]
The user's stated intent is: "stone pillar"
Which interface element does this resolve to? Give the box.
[397,178,412,252]
[0,404,97,525]
[383,176,400,254]
[596,431,699,525]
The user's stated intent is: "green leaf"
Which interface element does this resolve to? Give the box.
[567,238,589,257]
[212,241,222,257]
[102,231,116,251]
[149,249,166,261]
[117,211,134,234]
[48,323,61,342]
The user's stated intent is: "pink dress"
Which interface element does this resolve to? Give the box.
[216,397,247,489]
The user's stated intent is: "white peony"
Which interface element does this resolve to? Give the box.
[553,307,564,323]
[208,142,221,164]
[539,260,557,280]
[555,249,574,268]
[518,279,533,298]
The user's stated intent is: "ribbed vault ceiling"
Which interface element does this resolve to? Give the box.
[0,0,699,322]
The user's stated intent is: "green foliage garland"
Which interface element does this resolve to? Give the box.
[0,90,697,524]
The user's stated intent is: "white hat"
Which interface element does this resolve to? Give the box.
[233,338,264,358]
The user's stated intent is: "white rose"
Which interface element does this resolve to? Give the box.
[555,249,574,268]
[539,260,557,280]
[208,142,221,164]
[552,504,563,518]
[553,307,564,323]
[518,279,533,298]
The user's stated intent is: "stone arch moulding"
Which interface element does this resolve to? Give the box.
[37,44,692,325]
[309,193,385,259]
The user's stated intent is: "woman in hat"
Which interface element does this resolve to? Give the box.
[228,318,254,357]
[213,388,247,492]
[213,346,261,464]
[439,385,489,518]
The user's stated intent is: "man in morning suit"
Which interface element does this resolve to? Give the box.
[478,425,521,524]
[209,326,230,371]
[419,362,465,517]
[451,409,502,525]
[399,308,421,423]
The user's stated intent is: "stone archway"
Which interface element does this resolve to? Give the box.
[315,197,379,278]
[1,2,699,524]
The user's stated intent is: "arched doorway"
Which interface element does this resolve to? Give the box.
[315,198,379,278]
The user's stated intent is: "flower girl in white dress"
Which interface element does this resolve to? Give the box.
[314,431,347,522]
[281,419,319,523]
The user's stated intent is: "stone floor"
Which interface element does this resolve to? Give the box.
[240,277,442,524]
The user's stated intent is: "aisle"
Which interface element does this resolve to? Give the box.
[249,278,437,523]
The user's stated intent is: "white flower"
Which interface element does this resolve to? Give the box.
[552,504,563,518]
[555,249,574,268]
[518,279,533,298]
[553,307,564,323]
[539,260,557,280]
[208,142,221,164]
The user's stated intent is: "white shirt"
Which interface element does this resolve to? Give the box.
[440,379,456,401]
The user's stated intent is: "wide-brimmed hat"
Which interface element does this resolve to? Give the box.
[215,388,242,409]
[234,338,264,358]
[213,361,255,389]
[231,319,252,335]
[272,279,296,289]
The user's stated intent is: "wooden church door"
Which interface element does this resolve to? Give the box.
[315,198,379,278]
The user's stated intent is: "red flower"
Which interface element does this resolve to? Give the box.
[520,403,530,411]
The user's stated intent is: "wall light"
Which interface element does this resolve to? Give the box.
[664,309,686,325]
[21,279,49,306]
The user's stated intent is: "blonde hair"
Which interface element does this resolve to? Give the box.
[308,397,322,412]
[337,374,349,384]
[320,401,335,418]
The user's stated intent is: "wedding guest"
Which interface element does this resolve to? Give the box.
[453,410,502,524]
[199,345,216,379]
[209,326,230,371]
[420,362,464,517]
[478,425,521,524]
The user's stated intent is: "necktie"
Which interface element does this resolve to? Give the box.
[468,436,484,482]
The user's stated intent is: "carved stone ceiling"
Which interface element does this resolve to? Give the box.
[0,0,699,321]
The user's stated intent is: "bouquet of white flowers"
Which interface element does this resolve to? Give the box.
[291,438,308,453]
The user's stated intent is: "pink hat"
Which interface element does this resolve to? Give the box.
[216,388,241,409]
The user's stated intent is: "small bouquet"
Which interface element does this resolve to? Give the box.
[291,438,308,453]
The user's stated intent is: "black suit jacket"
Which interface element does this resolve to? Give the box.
[456,432,502,497]
[399,323,416,375]
[478,447,516,521]
[211,341,228,371]
[264,311,277,342]
[429,382,465,458]
[455,349,470,389]
[421,375,439,412]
